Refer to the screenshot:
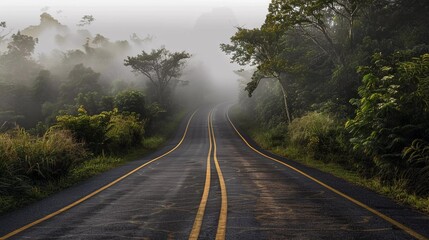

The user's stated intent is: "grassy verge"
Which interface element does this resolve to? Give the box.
[0,110,187,214]
[230,107,429,215]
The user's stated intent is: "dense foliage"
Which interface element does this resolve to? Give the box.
[346,52,429,193]
[55,107,145,154]
[224,0,429,196]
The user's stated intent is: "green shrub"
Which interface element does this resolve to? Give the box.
[114,90,146,118]
[288,111,347,161]
[105,113,145,152]
[55,106,145,154]
[55,106,111,153]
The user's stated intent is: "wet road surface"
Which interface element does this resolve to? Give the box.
[1,104,428,240]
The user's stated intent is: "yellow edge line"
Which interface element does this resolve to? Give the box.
[189,109,213,240]
[212,107,228,240]
[226,107,428,240]
[1,109,199,240]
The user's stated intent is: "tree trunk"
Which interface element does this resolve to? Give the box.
[349,15,354,50]
[157,86,166,108]
[278,77,292,124]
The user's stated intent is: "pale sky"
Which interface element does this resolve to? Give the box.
[0,0,271,91]
[0,0,270,31]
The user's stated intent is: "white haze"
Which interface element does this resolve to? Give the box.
[0,0,270,97]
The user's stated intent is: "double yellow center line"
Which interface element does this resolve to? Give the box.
[189,108,228,240]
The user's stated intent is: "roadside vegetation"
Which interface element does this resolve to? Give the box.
[0,109,186,214]
[0,14,202,213]
[223,0,429,213]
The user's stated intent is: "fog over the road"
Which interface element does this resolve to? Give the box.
[0,0,270,95]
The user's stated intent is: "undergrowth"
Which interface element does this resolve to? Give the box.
[0,109,187,214]
[230,106,429,214]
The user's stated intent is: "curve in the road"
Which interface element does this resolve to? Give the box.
[226,105,428,240]
[0,109,199,240]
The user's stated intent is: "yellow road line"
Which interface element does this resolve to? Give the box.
[211,107,228,240]
[189,109,213,240]
[0,109,199,240]
[226,107,428,240]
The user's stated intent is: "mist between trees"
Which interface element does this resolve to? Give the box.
[222,0,429,200]
[0,12,211,208]
[0,13,212,130]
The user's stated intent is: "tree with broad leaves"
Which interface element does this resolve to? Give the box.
[266,0,370,65]
[124,47,191,107]
[221,25,307,124]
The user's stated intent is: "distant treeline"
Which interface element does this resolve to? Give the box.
[0,13,201,210]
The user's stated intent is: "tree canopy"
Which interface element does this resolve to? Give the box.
[124,47,191,107]
[224,0,429,196]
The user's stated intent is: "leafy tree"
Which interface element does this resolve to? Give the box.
[0,31,41,85]
[77,15,95,27]
[264,0,378,107]
[7,31,38,58]
[60,64,102,103]
[75,92,103,115]
[130,33,153,45]
[0,32,42,127]
[100,95,115,112]
[6,85,43,128]
[0,21,11,43]
[63,49,86,65]
[114,90,146,118]
[33,70,57,103]
[221,26,313,123]
[124,47,191,107]
[266,0,369,63]
[92,34,109,47]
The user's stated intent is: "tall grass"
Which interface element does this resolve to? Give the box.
[288,112,335,145]
[0,128,87,194]
[403,139,429,196]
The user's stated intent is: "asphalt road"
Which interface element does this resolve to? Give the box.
[0,104,428,240]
